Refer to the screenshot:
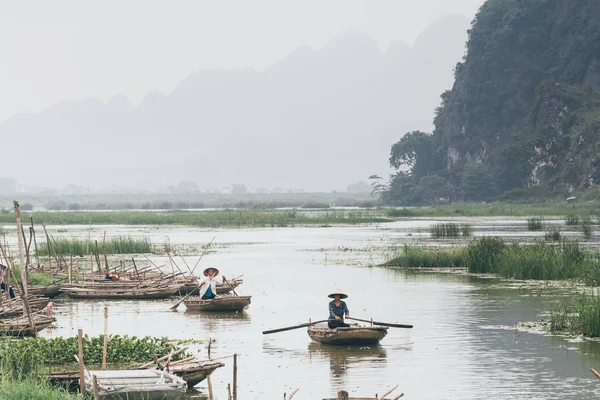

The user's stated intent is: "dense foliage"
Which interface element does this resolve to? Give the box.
[0,335,191,378]
[385,0,600,204]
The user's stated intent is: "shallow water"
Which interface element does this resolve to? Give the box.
[5,220,600,398]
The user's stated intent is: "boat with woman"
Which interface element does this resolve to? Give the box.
[183,267,251,312]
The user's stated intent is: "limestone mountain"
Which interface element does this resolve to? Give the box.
[387,0,600,203]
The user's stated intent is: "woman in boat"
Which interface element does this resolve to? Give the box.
[198,267,220,300]
[328,289,350,329]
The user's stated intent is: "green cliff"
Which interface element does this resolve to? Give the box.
[387,0,600,204]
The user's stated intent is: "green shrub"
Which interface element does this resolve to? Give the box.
[527,217,544,231]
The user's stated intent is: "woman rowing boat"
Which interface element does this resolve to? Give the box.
[328,289,350,329]
[198,267,222,300]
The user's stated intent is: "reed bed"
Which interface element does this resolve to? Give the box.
[429,223,472,238]
[551,294,600,337]
[526,217,544,231]
[383,245,466,268]
[581,216,594,239]
[0,210,390,227]
[565,214,580,225]
[37,236,153,256]
[385,238,600,285]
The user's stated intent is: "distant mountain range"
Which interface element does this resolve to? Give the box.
[1,15,470,191]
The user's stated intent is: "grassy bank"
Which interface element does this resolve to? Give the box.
[384,238,600,285]
[37,236,153,256]
[0,210,391,227]
[386,201,600,217]
[0,378,84,400]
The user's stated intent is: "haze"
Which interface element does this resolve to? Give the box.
[0,0,484,192]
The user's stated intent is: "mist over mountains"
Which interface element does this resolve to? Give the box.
[2,15,470,192]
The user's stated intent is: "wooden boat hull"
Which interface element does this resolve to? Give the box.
[183,295,251,312]
[28,285,62,298]
[308,323,388,345]
[86,369,186,400]
[0,296,49,318]
[61,286,180,300]
[0,315,55,336]
[172,360,225,387]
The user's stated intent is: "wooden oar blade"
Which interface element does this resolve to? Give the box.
[374,321,413,329]
[263,319,331,335]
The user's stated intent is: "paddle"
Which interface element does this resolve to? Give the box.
[347,316,413,329]
[263,319,333,335]
[190,237,216,275]
[170,281,204,310]
[591,368,600,380]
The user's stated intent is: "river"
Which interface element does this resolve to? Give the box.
[15,220,600,399]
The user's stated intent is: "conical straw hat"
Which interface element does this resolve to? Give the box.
[328,289,348,299]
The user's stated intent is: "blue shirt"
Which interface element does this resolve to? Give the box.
[205,285,214,297]
[329,300,349,321]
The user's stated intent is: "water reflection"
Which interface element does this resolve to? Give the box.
[307,343,387,381]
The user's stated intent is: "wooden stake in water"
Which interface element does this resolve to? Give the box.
[78,328,85,394]
[68,255,73,284]
[337,391,349,400]
[233,353,238,400]
[93,375,99,400]
[14,201,27,297]
[102,307,108,370]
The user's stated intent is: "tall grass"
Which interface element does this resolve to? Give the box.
[0,378,85,400]
[581,216,593,239]
[386,237,600,285]
[429,223,473,238]
[384,245,466,268]
[37,236,153,256]
[565,214,580,225]
[551,294,600,337]
[0,210,391,228]
[526,217,544,231]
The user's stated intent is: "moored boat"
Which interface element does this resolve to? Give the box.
[85,369,187,400]
[0,296,50,318]
[307,322,388,345]
[0,314,56,336]
[170,359,225,387]
[28,285,62,298]
[183,295,251,312]
[178,278,243,295]
[61,285,180,300]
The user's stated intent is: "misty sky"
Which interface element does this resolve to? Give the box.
[0,0,484,123]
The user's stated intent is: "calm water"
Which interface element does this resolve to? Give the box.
[11,221,600,399]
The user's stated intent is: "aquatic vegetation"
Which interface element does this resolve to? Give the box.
[37,236,153,256]
[565,214,580,226]
[0,335,191,374]
[0,210,391,228]
[551,294,600,337]
[544,228,561,241]
[299,202,330,209]
[383,245,466,268]
[0,378,85,399]
[10,267,54,286]
[580,216,593,239]
[386,208,418,217]
[465,237,506,274]
[526,217,544,231]
[429,223,472,238]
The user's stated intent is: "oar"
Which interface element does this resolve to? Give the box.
[263,319,332,335]
[347,316,413,329]
[170,281,204,311]
[591,368,600,380]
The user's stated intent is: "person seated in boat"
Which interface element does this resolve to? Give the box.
[105,271,119,281]
[198,267,219,300]
[0,263,15,299]
[328,289,350,329]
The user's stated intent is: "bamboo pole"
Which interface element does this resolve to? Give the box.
[287,388,299,400]
[137,347,189,368]
[42,222,59,269]
[227,384,232,400]
[68,255,73,284]
[95,241,101,273]
[14,202,27,296]
[102,232,109,275]
[102,307,108,370]
[207,375,214,400]
[78,328,85,394]
[31,218,40,269]
[93,375,99,400]
[233,353,238,400]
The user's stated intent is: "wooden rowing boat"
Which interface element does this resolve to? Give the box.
[183,295,251,312]
[85,369,187,400]
[28,285,62,298]
[0,314,55,336]
[308,322,388,345]
[49,359,225,389]
[178,278,243,295]
[60,285,180,300]
[0,296,50,318]
[171,359,225,387]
